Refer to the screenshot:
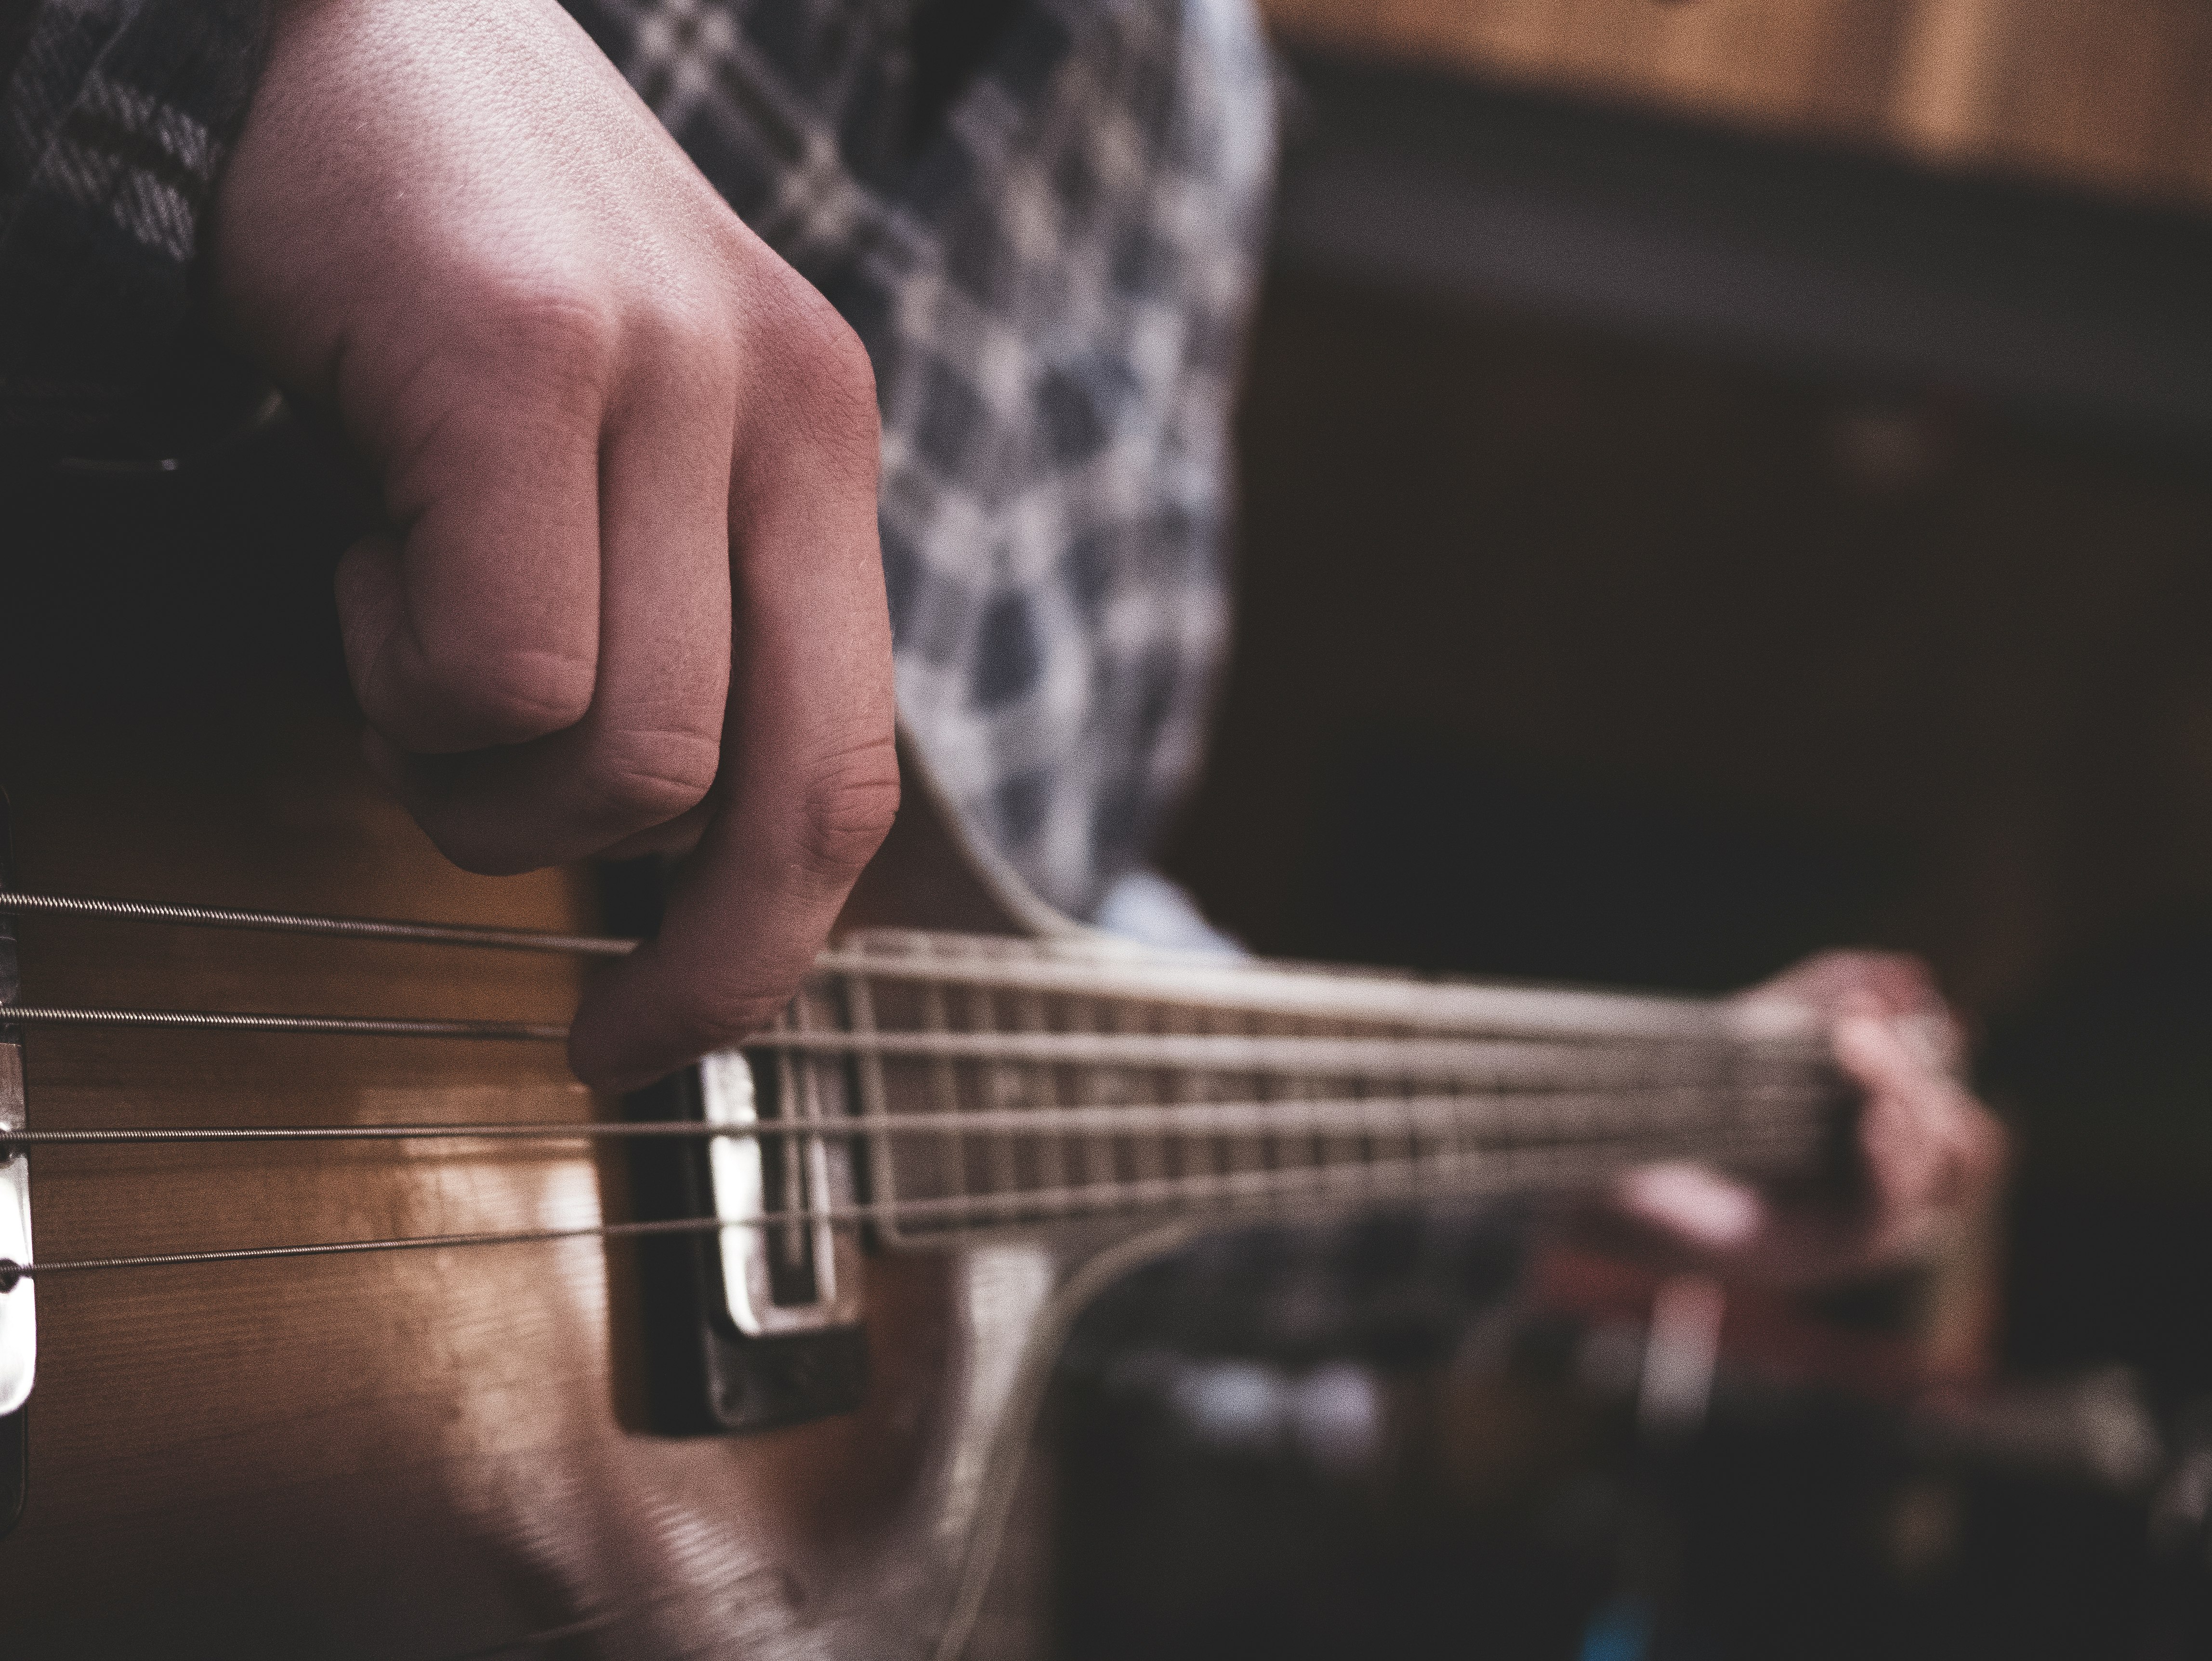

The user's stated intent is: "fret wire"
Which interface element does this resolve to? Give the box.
[1103,996,1139,1202]
[1067,994,1105,1198]
[1236,1008,1268,1195]
[1025,987,1069,1210]
[1135,1002,1171,1200]
[1399,1061,1426,1208]
[14,1120,1824,1278]
[979,984,1022,1218]
[1165,1001,1194,1198]
[844,967,895,1238]
[779,998,813,1277]
[1251,1009,1280,1198]
[1355,1068,1378,1213]
[1295,1012,1325,1189]
[1197,1003,1226,1195]
[1227,1006,1264,1197]
[920,966,965,1245]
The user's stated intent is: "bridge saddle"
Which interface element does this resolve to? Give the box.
[703,1047,863,1335]
[0,796,34,1535]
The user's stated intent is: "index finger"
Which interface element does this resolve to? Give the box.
[566,280,896,1091]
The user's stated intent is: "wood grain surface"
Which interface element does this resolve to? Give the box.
[1261,0,2212,212]
[0,693,967,1658]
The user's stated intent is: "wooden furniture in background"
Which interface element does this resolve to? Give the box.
[1259,0,2212,213]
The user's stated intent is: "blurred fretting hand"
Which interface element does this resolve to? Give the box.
[209,0,898,1091]
[1600,950,2009,1286]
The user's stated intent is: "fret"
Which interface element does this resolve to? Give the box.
[1216,1006,1271,1200]
[1022,987,1069,1208]
[827,930,1821,1044]
[1127,1000,1170,1208]
[1289,1010,1326,1198]
[815,932,1849,1248]
[1065,994,1107,1201]
[975,982,1023,1222]
[1170,999,1209,1202]
[844,965,896,1245]
[1199,1003,1233,1192]
[923,953,966,1243]
[1395,1058,1429,1212]
[859,1120,1822,1240]
[767,1006,808,1279]
[939,979,970,1226]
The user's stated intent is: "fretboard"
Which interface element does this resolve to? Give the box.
[753,930,1851,1247]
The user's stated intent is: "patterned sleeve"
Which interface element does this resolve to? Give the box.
[0,0,270,459]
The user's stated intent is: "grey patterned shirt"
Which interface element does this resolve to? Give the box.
[0,0,1278,919]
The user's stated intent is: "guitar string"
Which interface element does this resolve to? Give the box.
[5,1005,566,1041]
[0,1005,1830,1083]
[0,888,1761,1042]
[6,1120,1824,1278]
[0,889,1840,1278]
[0,1084,1832,1145]
[0,890,635,956]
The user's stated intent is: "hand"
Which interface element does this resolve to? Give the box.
[209,0,898,1090]
[1596,951,2008,1286]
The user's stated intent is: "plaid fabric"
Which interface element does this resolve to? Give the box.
[0,0,267,454]
[567,0,1277,917]
[2,0,1275,915]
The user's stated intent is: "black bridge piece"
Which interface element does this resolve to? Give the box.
[0,794,30,1534]
[600,859,868,1436]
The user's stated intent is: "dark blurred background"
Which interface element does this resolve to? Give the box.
[1044,4,2212,1657]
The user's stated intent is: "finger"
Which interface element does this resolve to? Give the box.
[1738,949,1942,1018]
[568,285,897,1090]
[1839,1015,1945,1183]
[338,300,612,754]
[378,324,737,874]
[1607,1162,1768,1256]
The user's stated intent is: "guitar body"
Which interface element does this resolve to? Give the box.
[0,414,1867,1660]
[0,447,1841,1656]
[0,688,1086,1659]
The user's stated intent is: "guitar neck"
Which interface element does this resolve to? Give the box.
[764,929,1851,1247]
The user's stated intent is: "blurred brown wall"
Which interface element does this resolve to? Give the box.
[1165,268,2212,1029]
[1261,0,2212,213]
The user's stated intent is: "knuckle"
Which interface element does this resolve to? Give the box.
[755,272,880,452]
[588,728,722,829]
[430,647,597,745]
[665,984,788,1056]
[460,267,624,397]
[625,283,743,399]
[372,645,596,749]
[793,738,901,883]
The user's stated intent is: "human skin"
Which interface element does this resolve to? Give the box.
[1600,949,2009,1284]
[203,3,2000,1277]
[208,0,899,1092]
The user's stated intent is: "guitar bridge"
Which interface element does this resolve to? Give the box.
[702,1046,862,1335]
[602,860,867,1436]
[0,797,35,1537]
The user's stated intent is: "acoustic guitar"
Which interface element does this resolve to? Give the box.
[0,687,1847,1658]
